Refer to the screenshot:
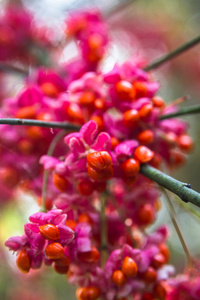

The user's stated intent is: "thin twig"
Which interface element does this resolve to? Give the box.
[140,164,200,207]
[100,193,108,267]
[159,104,200,120]
[163,189,193,264]
[40,130,67,212]
[144,35,200,71]
[0,118,80,130]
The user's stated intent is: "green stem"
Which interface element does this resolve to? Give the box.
[163,189,192,264]
[140,164,200,207]
[144,35,200,71]
[0,118,80,130]
[159,104,200,120]
[100,193,108,267]
[40,130,67,212]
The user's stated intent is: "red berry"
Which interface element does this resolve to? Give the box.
[53,174,68,192]
[112,270,127,287]
[137,130,154,144]
[45,242,64,260]
[134,146,154,163]
[123,109,140,128]
[121,256,138,277]
[77,246,100,263]
[87,151,112,171]
[139,104,153,118]
[137,204,154,225]
[77,179,94,196]
[121,158,140,177]
[16,250,31,273]
[116,80,136,101]
[39,224,60,240]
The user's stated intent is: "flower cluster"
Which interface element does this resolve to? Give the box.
[2,6,197,300]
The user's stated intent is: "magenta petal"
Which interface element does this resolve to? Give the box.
[29,209,62,224]
[58,224,75,245]
[64,132,80,146]
[40,155,59,170]
[115,140,139,160]
[77,237,91,252]
[80,120,98,146]
[5,235,27,251]
[24,223,40,234]
[29,252,43,269]
[103,64,121,84]
[92,132,111,151]
[68,137,85,153]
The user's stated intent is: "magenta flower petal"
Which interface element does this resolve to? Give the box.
[115,140,139,160]
[58,224,75,245]
[92,132,111,151]
[80,120,98,146]
[5,235,27,251]
[77,237,91,252]
[103,64,121,84]
[68,137,85,154]
[29,209,62,225]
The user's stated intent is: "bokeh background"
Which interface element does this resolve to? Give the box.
[1,0,200,299]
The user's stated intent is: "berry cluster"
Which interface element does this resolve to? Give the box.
[2,5,197,300]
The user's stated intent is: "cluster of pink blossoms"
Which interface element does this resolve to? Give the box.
[2,7,197,300]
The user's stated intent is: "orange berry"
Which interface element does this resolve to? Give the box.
[111,136,120,150]
[123,109,140,128]
[137,130,154,144]
[65,220,77,231]
[36,112,52,121]
[26,126,43,139]
[0,167,19,188]
[94,98,106,110]
[134,146,154,163]
[53,174,68,192]
[18,139,33,154]
[154,282,167,300]
[40,82,59,98]
[112,270,127,287]
[137,204,154,225]
[178,134,194,152]
[150,153,161,168]
[134,81,148,98]
[66,103,84,124]
[123,176,137,186]
[45,242,64,260]
[55,255,70,266]
[77,179,94,196]
[39,224,60,240]
[16,250,31,273]
[87,165,113,181]
[116,80,136,101]
[121,158,140,177]
[159,244,170,263]
[79,91,95,107]
[77,246,100,263]
[152,96,165,108]
[87,151,112,171]
[90,115,104,131]
[88,33,103,50]
[16,105,36,119]
[78,214,93,225]
[53,263,69,274]
[121,256,138,277]
[139,104,153,118]
[76,286,100,300]
[141,267,157,284]
[152,253,166,269]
